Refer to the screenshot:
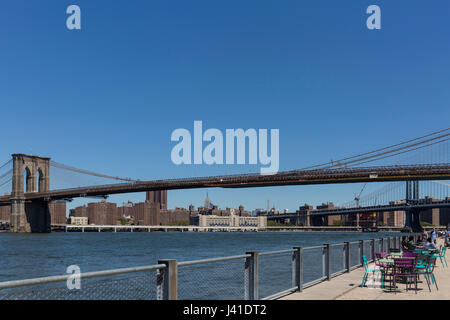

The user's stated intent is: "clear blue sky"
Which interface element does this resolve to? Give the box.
[1,1,449,213]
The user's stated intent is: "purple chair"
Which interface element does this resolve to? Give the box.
[374,252,387,263]
[393,258,417,294]
[402,251,418,258]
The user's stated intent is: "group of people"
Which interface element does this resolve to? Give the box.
[401,228,441,251]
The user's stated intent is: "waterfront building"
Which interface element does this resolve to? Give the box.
[73,205,87,218]
[86,201,120,225]
[70,216,88,225]
[146,190,167,210]
[295,204,313,226]
[316,202,342,226]
[419,197,441,226]
[379,200,406,227]
[133,202,160,225]
[195,211,267,228]
[160,207,190,225]
[49,201,67,224]
[0,204,10,222]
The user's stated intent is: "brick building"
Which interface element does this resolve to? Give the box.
[0,205,10,222]
[378,200,406,227]
[160,207,189,225]
[146,190,167,210]
[49,201,67,224]
[316,202,342,226]
[295,204,313,226]
[133,202,160,225]
[87,201,120,225]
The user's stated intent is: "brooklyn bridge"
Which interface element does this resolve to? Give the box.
[0,128,449,233]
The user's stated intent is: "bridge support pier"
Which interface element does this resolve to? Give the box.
[403,209,422,233]
[10,200,51,233]
[402,181,422,233]
[411,210,422,233]
[9,154,51,233]
[10,199,29,233]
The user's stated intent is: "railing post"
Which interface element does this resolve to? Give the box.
[323,244,331,280]
[359,240,364,266]
[371,239,375,262]
[345,242,350,272]
[381,238,384,252]
[157,259,178,300]
[245,251,259,300]
[387,237,391,252]
[293,247,303,292]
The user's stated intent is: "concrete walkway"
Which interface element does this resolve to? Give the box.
[281,239,449,300]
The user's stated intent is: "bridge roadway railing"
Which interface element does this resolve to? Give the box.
[0,235,414,300]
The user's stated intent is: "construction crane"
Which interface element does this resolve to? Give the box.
[354,183,367,207]
[353,183,366,228]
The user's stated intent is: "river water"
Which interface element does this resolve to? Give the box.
[0,231,406,299]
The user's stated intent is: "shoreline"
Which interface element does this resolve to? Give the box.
[0,224,443,234]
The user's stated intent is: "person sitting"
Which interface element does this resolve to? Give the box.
[424,237,437,249]
[416,235,424,248]
[405,236,416,251]
[401,236,409,251]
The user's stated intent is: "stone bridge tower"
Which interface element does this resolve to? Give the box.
[10,154,51,233]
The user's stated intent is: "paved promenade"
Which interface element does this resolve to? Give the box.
[281,239,449,300]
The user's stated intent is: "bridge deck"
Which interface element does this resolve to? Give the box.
[1,164,449,205]
[280,239,449,300]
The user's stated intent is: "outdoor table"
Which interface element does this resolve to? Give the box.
[378,257,415,292]
[379,257,414,264]
[414,248,438,255]
[379,258,394,264]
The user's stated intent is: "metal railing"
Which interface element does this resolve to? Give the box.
[0,235,413,300]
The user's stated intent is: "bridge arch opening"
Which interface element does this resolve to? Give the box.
[24,167,33,193]
[37,168,44,193]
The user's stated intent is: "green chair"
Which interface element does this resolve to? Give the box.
[415,256,438,291]
[433,246,447,268]
[361,255,384,288]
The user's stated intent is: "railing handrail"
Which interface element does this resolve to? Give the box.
[259,249,296,256]
[0,263,166,290]
[304,245,326,250]
[178,254,251,267]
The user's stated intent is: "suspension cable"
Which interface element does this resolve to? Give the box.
[300,127,450,170]
[0,169,12,181]
[0,159,12,171]
[343,137,449,167]
[50,161,137,182]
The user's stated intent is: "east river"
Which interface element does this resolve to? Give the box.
[0,231,407,299]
